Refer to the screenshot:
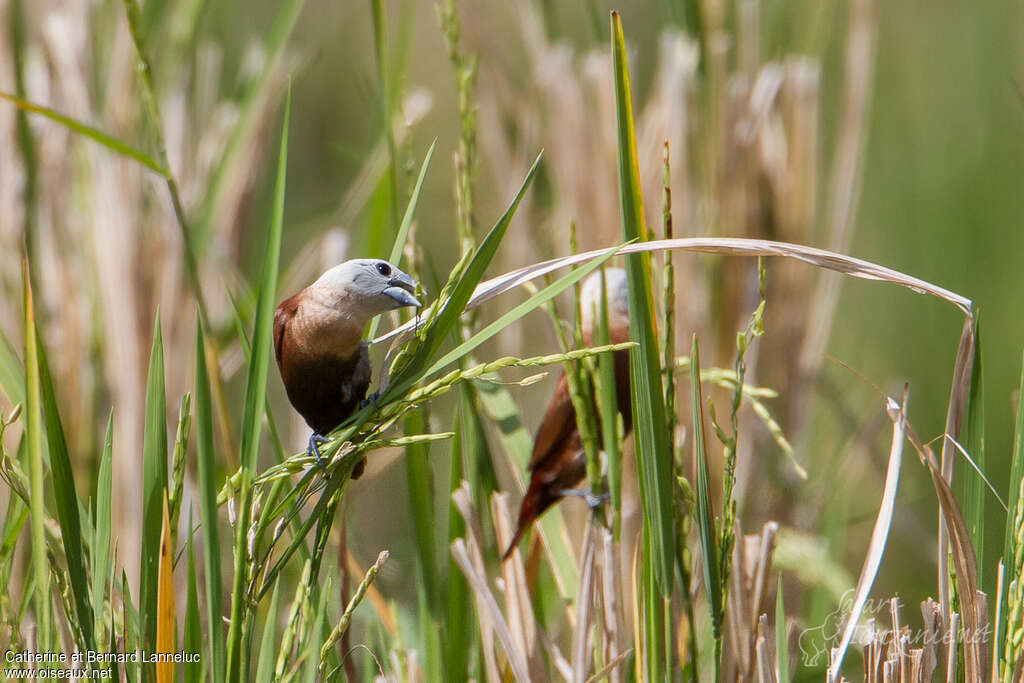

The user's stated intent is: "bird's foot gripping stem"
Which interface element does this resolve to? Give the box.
[359,391,381,410]
[306,433,330,471]
[559,488,610,510]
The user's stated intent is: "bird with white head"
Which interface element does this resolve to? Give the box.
[274,258,423,474]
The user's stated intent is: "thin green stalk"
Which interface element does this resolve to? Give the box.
[661,141,677,438]
[710,259,765,605]
[22,260,50,656]
[37,331,93,649]
[139,315,168,673]
[92,414,114,647]
[183,517,202,683]
[610,18,675,680]
[676,478,699,681]
[690,335,722,670]
[318,550,389,675]
[225,92,290,683]
[119,0,207,325]
[961,314,985,579]
[193,318,224,680]
[569,225,604,508]
[594,267,623,538]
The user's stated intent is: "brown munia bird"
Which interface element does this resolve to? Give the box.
[274,259,422,474]
[503,268,633,560]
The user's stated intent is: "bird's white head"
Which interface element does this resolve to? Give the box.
[579,267,629,340]
[312,259,423,319]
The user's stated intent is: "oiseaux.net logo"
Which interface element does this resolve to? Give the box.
[798,589,990,668]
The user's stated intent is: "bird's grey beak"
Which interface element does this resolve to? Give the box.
[383,271,422,308]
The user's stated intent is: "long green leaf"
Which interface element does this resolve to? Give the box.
[444,415,471,683]
[382,151,544,401]
[405,408,438,601]
[184,519,202,683]
[140,315,168,663]
[458,383,498,509]
[194,317,224,680]
[122,571,140,683]
[93,414,113,646]
[301,580,331,683]
[255,582,282,683]
[22,260,51,654]
[225,91,290,682]
[776,575,788,682]
[1007,352,1024,567]
[611,6,674,598]
[0,91,166,175]
[594,267,623,539]
[961,314,985,577]
[36,333,94,647]
[366,138,437,341]
[422,243,623,379]
[999,350,1024,664]
[690,337,723,647]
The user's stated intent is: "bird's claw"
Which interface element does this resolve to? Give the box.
[359,391,381,410]
[306,433,330,472]
[559,488,610,510]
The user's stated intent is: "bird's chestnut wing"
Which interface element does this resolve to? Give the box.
[528,374,577,470]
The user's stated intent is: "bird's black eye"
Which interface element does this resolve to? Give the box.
[376,262,391,277]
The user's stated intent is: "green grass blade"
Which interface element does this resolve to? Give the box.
[689,336,723,647]
[194,317,224,680]
[301,581,331,683]
[422,243,623,379]
[184,515,202,683]
[961,314,985,577]
[367,138,437,341]
[93,413,114,645]
[255,582,282,683]
[405,408,439,602]
[1007,352,1024,568]
[594,267,624,539]
[0,91,166,176]
[239,93,288,476]
[122,571,141,683]
[0,329,25,407]
[776,574,788,682]
[139,315,168,661]
[444,417,471,683]
[382,151,543,400]
[999,349,1024,668]
[22,260,51,654]
[36,332,94,648]
[458,383,498,509]
[610,11,675,596]
[226,91,290,682]
[386,140,436,267]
